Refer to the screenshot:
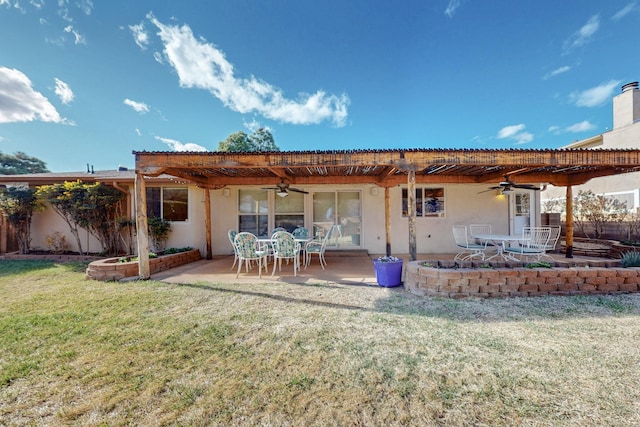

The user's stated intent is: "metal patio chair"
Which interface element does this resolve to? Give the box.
[452,225,488,262]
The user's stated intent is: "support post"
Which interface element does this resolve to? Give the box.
[565,185,574,258]
[385,187,391,257]
[134,172,151,279]
[408,170,417,261]
[204,188,212,260]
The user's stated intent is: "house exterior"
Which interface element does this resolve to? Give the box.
[3,149,640,272]
[543,81,640,210]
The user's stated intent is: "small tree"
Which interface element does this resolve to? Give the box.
[573,190,628,239]
[217,128,279,152]
[147,216,171,252]
[36,181,126,255]
[0,187,42,254]
[0,151,49,174]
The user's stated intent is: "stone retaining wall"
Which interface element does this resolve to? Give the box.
[404,261,640,298]
[85,249,201,281]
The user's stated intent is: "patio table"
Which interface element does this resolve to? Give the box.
[473,233,527,262]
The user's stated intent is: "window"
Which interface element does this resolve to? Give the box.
[274,191,304,231]
[146,187,188,221]
[313,191,361,247]
[238,189,268,236]
[402,187,445,217]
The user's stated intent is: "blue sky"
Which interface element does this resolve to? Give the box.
[0,1,639,172]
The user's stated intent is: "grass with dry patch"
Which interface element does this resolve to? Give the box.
[1,260,640,426]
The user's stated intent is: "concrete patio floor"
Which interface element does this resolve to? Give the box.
[151,250,614,287]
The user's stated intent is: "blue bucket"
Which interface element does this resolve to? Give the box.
[373,259,403,287]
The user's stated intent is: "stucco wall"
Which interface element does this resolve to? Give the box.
[208,183,533,256]
[30,203,103,253]
[22,182,542,257]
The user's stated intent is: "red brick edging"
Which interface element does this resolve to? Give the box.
[85,249,201,281]
[404,261,640,298]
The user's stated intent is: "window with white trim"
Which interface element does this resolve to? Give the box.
[146,187,189,221]
[402,187,445,217]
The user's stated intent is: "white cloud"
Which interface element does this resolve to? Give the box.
[444,0,462,17]
[544,65,571,80]
[569,80,621,107]
[613,2,637,20]
[76,0,93,16]
[563,15,599,53]
[54,78,74,104]
[155,136,208,152]
[550,121,597,134]
[565,120,596,133]
[64,25,86,44]
[497,124,533,145]
[129,22,149,49]
[497,124,525,139]
[135,128,142,136]
[0,67,68,124]
[147,14,350,127]
[124,98,150,114]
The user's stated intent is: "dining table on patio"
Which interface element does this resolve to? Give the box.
[257,236,313,263]
[473,233,527,262]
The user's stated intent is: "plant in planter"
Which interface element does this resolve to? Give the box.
[621,251,640,268]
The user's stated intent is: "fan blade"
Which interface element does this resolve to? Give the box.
[261,187,280,190]
[512,184,540,190]
[289,187,309,194]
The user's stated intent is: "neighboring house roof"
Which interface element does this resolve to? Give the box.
[133,148,640,188]
[0,169,183,186]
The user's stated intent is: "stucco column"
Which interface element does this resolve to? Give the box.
[134,172,151,279]
[565,185,574,258]
[408,170,417,261]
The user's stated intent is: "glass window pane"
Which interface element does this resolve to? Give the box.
[146,187,161,218]
[275,191,304,213]
[163,188,188,221]
[337,191,361,247]
[274,214,304,232]
[313,192,336,238]
[238,190,268,214]
[239,214,268,236]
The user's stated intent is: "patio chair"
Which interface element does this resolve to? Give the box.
[271,231,301,276]
[452,225,488,262]
[292,226,310,239]
[227,229,239,269]
[271,227,287,237]
[503,226,552,261]
[469,223,497,253]
[305,225,335,269]
[543,226,561,253]
[233,232,269,278]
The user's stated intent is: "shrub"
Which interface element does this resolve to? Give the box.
[525,262,553,269]
[620,251,640,268]
[45,232,70,254]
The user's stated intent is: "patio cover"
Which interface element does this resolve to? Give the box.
[132,148,640,278]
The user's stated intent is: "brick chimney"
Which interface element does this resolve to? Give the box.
[613,81,640,129]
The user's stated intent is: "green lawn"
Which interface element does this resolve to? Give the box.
[2,260,640,426]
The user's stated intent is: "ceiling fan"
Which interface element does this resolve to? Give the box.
[480,175,541,193]
[262,180,309,197]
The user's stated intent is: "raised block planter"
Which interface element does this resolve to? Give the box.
[85,249,201,281]
[404,260,640,298]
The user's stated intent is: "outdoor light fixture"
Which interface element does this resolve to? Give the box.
[501,187,514,195]
[276,190,289,197]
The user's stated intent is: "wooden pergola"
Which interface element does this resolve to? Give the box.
[133,148,640,279]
